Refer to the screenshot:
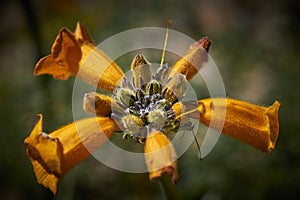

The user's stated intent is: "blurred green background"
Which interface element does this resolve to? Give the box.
[1,0,299,199]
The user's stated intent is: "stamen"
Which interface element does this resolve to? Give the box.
[175,107,199,120]
[160,20,172,67]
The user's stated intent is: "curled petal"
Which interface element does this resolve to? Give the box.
[169,36,211,81]
[34,28,81,80]
[74,22,93,44]
[24,114,118,194]
[34,22,124,91]
[144,130,178,182]
[193,98,280,153]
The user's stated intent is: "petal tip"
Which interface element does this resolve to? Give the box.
[197,36,211,52]
[24,114,64,194]
[149,165,179,183]
[267,101,281,152]
[74,22,93,43]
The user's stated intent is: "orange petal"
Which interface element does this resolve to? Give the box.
[144,130,178,182]
[24,114,118,194]
[34,28,81,80]
[171,101,195,127]
[74,22,93,44]
[29,159,60,195]
[34,23,124,91]
[195,98,280,153]
[169,36,211,80]
[78,42,124,91]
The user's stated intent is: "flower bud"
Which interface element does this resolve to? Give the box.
[146,80,162,96]
[162,73,187,103]
[83,92,113,116]
[115,88,135,107]
[131,54,151,88]
[121,114,144,135]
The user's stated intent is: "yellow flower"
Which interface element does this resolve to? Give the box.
[24,22,280,194]
[144,130,178,182]
[174,98,280,153]
[34,22,123,91]
[24,114,117,194]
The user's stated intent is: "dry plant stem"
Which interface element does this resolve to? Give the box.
[158,173,180,200]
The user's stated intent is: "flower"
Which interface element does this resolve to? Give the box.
[24,115,117,194]
[24,22,280,194]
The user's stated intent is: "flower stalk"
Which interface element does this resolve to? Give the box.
[158,173,180,200]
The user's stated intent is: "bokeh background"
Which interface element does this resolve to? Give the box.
[1,0,299,199]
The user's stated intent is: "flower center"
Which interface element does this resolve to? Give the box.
[111,56,185,143]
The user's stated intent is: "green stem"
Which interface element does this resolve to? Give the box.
[158,174,180,200]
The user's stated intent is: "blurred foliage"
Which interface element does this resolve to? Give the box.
[0,0,299,199]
